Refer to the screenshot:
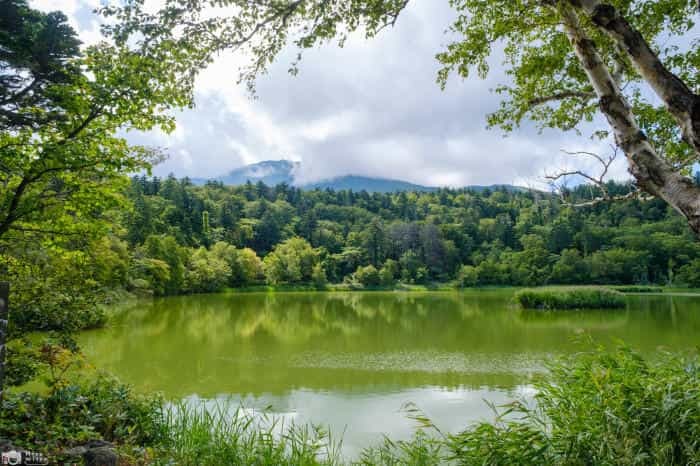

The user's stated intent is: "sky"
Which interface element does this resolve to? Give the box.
[31,0,635,188]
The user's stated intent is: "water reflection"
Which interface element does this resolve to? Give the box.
[80,291,700,456]
[82,291,700,397]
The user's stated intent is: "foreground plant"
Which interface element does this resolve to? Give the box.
[154,401,342,466]
[0,375,166,455]
[448,344,700,465]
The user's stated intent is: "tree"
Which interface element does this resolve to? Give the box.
[311,263,327,288]
[399,250,422,283]
[1,0,191,243]
[353,265,381,287]
[0,0,80,130]
[362,218,386,266]
[676,259,700,287]
[379,259,400,286]
[129,257,170,296]
[0,0,193,394]
[185,247,230,293]
[107,0,700,235]
[457,265,478,288]
[550,249,589,284]
[263,237,318,285]
[124,175,700,288]
[236,248,264,285]
[588,247,649,284]
[514,234,555,286]
[142,235,186,294]
[209,241,265,286]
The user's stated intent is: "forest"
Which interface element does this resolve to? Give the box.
[10,174,699,316]
[119,176,700,294]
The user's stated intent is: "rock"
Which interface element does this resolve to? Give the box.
[64,445,88,457]
[84,440,113,449]
[83,446,117,466]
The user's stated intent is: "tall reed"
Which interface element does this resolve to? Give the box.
[155,401,343,465]
[514,287,626,309]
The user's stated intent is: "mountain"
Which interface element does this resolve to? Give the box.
[193,160,526,193]
[302,175,437,193]
[195,160,299,186]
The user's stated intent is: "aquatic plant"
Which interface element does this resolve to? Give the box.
[155,401,343,466]
[514,287,626,310]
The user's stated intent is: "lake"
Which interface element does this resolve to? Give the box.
[80,290,700,457]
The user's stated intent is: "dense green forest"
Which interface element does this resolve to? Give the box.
[117,176,700,294]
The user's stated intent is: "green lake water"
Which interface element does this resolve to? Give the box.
[80,290,700,457]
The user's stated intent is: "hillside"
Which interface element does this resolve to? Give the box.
[192,160,526,193]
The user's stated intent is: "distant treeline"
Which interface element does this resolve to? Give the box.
[116,176,700,294]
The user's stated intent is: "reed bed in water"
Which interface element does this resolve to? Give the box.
[514,287,626,310]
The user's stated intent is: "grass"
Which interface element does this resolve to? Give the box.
[154,401,343,466]
[514,286,626,310]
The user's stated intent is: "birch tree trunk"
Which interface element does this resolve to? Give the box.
[569,0,700,155]
[560,4,700,234]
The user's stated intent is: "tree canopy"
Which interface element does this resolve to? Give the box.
[0,0,194,244]
[0,0,195,390]
[118,176,700,294]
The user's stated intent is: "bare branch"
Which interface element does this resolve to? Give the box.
[565,188,654,207]
[527,90,596,109]
[545,146,619,201]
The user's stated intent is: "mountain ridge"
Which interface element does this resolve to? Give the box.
[192,160,526,193]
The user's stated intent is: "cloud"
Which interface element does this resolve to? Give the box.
[31,0,635,187]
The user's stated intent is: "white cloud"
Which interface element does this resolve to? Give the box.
[30,0,641,187]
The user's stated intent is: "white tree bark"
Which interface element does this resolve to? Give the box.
[560,4,700,234]
[569,0,700,155]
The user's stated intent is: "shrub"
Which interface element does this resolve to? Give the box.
[353,265,381,287]
[514,287,626,309]
[447,345,700,465]
[0,376,166,453]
